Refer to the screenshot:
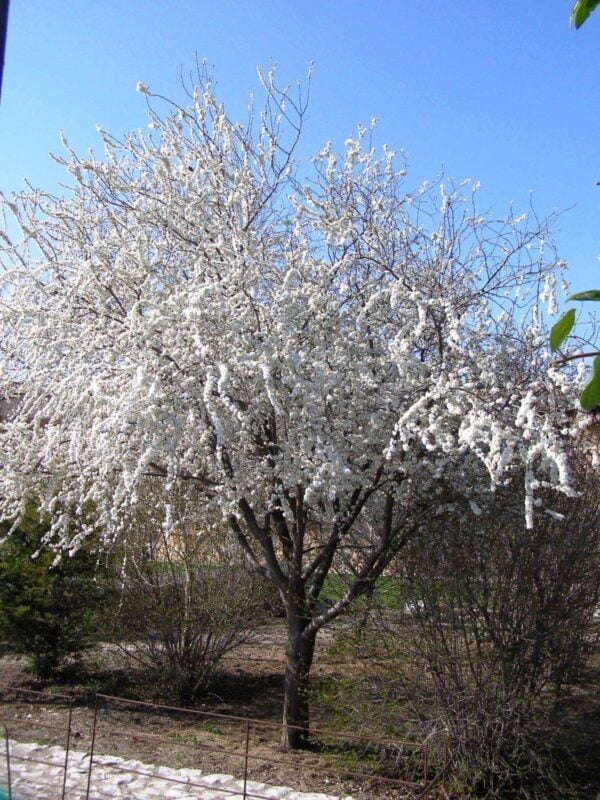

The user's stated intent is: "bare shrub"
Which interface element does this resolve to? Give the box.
[318,471,600,798]
[396,475,600,798]
[110,491,273,704]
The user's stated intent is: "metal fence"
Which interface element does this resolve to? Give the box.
[0,685,451,799]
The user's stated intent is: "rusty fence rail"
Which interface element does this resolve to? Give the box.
[0,685,450,799]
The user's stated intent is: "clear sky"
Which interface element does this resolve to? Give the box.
[1,0,599,294]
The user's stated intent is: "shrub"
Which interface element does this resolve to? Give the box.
[0,504,112,678]
[400,480,600,798]
[318,473,600,798]
[110,515,274,704]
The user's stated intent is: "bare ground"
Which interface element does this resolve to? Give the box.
[2,619,600,799]
[0,622,416,800]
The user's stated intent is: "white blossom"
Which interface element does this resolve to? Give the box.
[0,67,576,555]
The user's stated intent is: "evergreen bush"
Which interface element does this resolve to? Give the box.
[0,504,111,678]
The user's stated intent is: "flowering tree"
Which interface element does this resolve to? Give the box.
[0,67,575,748]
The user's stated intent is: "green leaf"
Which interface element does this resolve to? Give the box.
[549,308,576,351]
[580,355,600,410]
[571,0,600,28]
[566,289,600,302]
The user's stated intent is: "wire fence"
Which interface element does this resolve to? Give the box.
[0,685,451,799]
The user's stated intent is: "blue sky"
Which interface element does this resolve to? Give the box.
[1,0,599,295]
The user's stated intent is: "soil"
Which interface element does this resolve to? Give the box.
[0,621,413,800]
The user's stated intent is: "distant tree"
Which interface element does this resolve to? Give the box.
[0,66,575,747]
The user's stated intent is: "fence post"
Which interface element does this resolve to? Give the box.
[85,695,99,800]
[61,695,74,800]
[3,725,11,800]
[242,719,250,800]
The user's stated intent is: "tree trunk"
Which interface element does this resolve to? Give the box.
[280,610,317,750]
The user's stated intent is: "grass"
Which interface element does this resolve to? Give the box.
[320,574,406,610]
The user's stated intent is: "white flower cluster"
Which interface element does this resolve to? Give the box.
[0,71,577,554]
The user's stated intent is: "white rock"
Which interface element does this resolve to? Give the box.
[0,739,354,800]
